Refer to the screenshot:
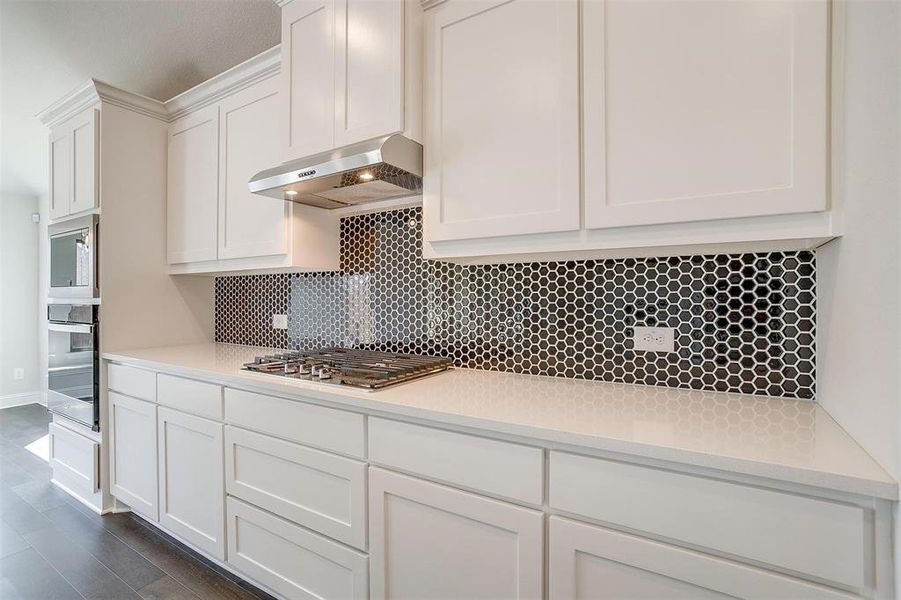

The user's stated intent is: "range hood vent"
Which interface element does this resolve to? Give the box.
[249,134,423,209]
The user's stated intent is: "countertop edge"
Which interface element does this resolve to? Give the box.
[102,350,900,502]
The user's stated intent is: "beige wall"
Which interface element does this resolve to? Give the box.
[0,193,42,404]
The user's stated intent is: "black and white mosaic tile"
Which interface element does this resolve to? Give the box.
[215,208,816,399]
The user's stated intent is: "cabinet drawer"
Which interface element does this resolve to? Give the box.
[225,426,367,549]
[226,497,368,600]
[225,388,364,458]
[157,374,222,420]
[49,422,99,494]
[549,452,867,590]
[369,418,543,505]
[549,516,856,600]
[107,363,156,401]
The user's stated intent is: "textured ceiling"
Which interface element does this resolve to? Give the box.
[0,0,279,197]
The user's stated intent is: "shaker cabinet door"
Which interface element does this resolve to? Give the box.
[157,407,225,560]
[69,108,99,216]
[333,0,404,147]
[167,105,219,264]
[422,0,580,242]
[109,392,158,521]
[218,77,287,260]
[583,0,829,229]
[282,0,336,162]
[369,467,543,600]
[49,126,72,221]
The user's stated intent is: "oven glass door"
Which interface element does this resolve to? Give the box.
[47,320,98,429]
[50,227,92,290]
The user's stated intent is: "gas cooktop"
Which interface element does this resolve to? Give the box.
[242,348,453,390]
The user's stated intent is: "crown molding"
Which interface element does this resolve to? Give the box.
[420,0,448,9]
[36,79,168,128]
[164,45,281,121]
[273,0,294,7]
[37,46,280,128]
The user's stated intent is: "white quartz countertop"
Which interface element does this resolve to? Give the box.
[103,343,897,500]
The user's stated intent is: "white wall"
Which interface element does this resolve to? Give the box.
[815,0,901,593]
[0,193,42,406]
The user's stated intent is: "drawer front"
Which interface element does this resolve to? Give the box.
[157,374,222,420]
[107,363,156,401]
[225,426,367,549]
[225,388,364,458]
[49,422,99,493]
[549,452,867,590]
[369,418,543,505]
[226,497,369,600]
[549,516,856,600]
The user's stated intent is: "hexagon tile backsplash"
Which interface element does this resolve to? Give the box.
[215,208,816,399]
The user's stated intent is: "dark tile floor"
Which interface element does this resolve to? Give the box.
[0,404,275,600]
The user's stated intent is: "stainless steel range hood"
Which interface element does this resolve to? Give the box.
[249,134,423,209]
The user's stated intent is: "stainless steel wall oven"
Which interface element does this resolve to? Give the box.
[47,303,99,430]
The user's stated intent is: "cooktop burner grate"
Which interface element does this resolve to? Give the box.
[242,348,453,390]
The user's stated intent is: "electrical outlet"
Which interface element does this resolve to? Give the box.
[272,314,288,330]
[13,368,24,380]
[632,327,675,353]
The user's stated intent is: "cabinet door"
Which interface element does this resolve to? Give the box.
[369,467,543,600]
[422,0,580,242]
[218,77,287,260]
[69,108,99,215]
[167,105,219,264]
[334,0,404,147]
[282,0,336,162]
[549,517,854,600]
[48,126,72,220]
[583,0,828,229]
[109,392,158,520]
[157,407,225,560]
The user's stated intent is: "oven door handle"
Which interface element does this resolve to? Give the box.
[48,322,94,334]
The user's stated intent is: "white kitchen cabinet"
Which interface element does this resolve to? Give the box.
[49,126,72,221]
[422,0,580,242]
[109,392,158,520]
[157,406,225,560]
[369,467,543,600]
[583,0,828,229]
[281,0,405,162]
[218,76,286,260]
[167,104,219,264]
[282,0,336,161]
[48,107,99,221]
[548,516,854,600]
[224,425,367,549]
[333,0,404,147]
[421,0,835,263]
[167,63,340,275]
[227,497,369,600]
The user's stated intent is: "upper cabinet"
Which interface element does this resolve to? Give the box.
[422,0,580,242]
[281,0,407,162]
[165,50,340,275]
[167,105,220,264]
[422,0,834,262]
[582,0,828,229]
[49,107,99,221]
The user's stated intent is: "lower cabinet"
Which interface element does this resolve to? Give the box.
[157,406,225,560]
[226,497,369,600]
[548,516,854,600]
[368,467,543,600]
[109,392,158,520]
[48,421,99,497]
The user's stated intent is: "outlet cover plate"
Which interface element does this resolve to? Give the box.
[632,327,675,353]
[272,314,288,330]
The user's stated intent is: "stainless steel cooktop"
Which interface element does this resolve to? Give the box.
[242,348,453,390]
